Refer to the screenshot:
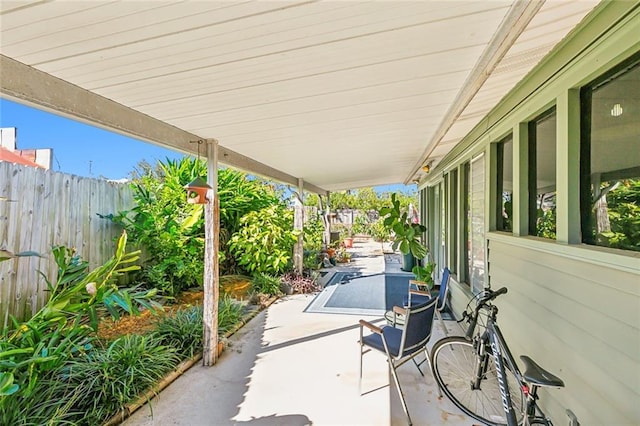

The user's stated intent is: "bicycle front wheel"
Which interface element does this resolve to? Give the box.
[431,336,524,426]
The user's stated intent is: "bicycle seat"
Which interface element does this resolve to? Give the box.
[520,355,565,388]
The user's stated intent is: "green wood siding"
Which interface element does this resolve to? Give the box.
[420,2,640,425]
[488,237,639,425]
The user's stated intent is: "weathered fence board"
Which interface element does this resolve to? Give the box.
[0,162,134,327]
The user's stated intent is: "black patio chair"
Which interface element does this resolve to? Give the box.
[358,297,440,426]
[402,267,451,336]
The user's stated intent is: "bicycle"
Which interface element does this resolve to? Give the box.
[430,287,565,426]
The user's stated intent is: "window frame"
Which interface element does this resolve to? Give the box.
[579,53,640,250]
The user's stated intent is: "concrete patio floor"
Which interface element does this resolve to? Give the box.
[124,240,476,426]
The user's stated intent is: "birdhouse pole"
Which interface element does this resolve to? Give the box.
[293,178,304,275]
[203,139,220,366]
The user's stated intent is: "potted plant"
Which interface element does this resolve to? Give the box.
[379,193,435,289]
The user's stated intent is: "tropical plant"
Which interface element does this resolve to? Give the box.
[379,193,436,288]
[111,158,284,293]
[228,204,298,275]
[303,216,325,253]
[108,157,207,297]
[0,232,160,422]
[412,261,434,288]
[379,193,427,259]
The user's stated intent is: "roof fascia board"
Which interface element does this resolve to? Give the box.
[0,55,327,195]
[405,0,544,184]
[425,0,639,184]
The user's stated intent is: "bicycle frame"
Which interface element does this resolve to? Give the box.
[433,288,563,426]
[472,301,550,426]
[480,317,523,426]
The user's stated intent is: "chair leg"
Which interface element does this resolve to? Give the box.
[358,338,363,394]
[389,361,413,426]
[436,309,448,337]
[423,347,442,397]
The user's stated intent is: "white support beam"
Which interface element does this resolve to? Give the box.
[0,55,327,196]
[293,178,304,275]
[203,139,220,366]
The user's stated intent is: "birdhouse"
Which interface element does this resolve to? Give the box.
[184,176,212,204]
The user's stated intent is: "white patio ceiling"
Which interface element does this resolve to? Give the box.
[0,1,598,193]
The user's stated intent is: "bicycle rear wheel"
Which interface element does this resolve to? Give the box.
[431,336,524,426]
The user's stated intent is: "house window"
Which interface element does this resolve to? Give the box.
[528,108,557,239]
[496,135,513,232]
[580,56,640,252]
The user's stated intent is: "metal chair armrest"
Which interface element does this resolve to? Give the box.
[359,319,383,334]
[392,306,407,316]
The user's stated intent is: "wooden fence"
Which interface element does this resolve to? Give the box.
[0,162,134,327]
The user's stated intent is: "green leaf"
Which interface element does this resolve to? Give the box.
[0,372,19,396]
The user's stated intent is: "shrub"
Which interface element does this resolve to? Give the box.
[251,273,281,296]
[369,217,391,242]
[155,306,204,358]
[63,334,180,425]
[352,214,370,236]
[228,205,298,275]
[154,296,244,359]
[110,158,284,295]
[217,295,245,334]
[303,216,325,252]
[281,272,321,294]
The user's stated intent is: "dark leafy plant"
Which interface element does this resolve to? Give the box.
[251,273,281,296]
[0,367,86,425]
[154,296,244,359]
[155,305,203,359]
[281,272,321,294]
[63,334,180,425]
[217,295,245,334]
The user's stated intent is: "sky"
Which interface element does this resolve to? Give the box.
[0,98,414,194]
[0,98,183,180]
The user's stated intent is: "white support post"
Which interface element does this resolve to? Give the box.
[324,191,331,249]
[203,139,219,366]
[293,178,304,275]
